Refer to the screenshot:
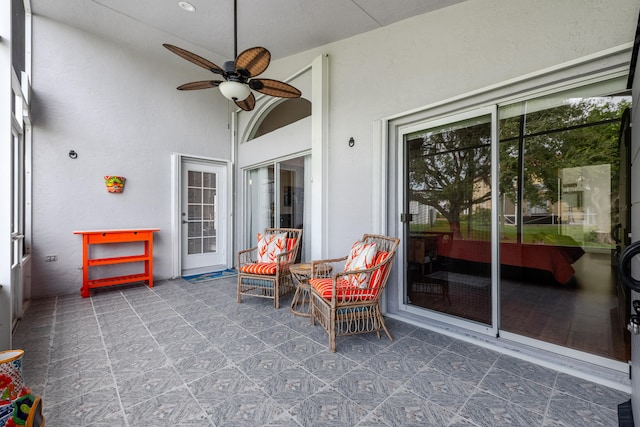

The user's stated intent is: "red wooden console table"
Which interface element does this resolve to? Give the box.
[73,228,160,297]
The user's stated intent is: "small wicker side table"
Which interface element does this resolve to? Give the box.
[290,263,333,316]
[290,263,314,316]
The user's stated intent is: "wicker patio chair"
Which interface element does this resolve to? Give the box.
[308,234,400,351]
[237,228,302,309]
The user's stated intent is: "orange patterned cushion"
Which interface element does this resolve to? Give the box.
[257,233,288,262]
[309,278,376,300]
[239,263,277,275]
[286,238,297,262]
[370,251,391,289]
[344,241,377,288]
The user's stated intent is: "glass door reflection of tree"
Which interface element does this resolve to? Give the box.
[406,113,493,325]
[498,91,631,362]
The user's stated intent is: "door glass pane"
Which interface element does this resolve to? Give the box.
[188,170,202,187]
[187,170,218,255]
[188,205,202,221]
[280,158,305,262]
[188,222,202,238]
[406,113,493,325]
[203,172,216,188]
[188,188,201,205]
[247,166,275,246]
[498,85,631,361]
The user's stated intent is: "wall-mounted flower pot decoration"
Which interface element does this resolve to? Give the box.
[104,176,126,193]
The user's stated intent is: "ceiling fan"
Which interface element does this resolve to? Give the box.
[163,0,301,111]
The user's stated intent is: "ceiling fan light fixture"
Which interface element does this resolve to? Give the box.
[178,2,196,12]
[219,81,251,101]
[163,0,300,111]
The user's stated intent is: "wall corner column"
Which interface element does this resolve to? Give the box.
[311,54,329,259]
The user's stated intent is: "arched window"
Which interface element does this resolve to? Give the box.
[249,98,311,140]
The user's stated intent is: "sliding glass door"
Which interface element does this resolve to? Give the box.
[245,155,310,261]
[404,109,495,329]
[402,77,631,364]
[498,81,631,362]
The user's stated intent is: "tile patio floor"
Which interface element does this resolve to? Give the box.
[12,276,630,426]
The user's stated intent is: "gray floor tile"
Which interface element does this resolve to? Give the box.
[136,306,182,324]
[124,385,213,426]
[289,387,368,427]
[190,315,230,335]
[188,365,261,402]
[110,352,172,380]
[554,372,630,407]
[205,391,285,427]
[364,349,424,381]
[386,335,442,366]
[145,314,189,335]
[494,354,558,388]
[369,388,457,427]
[447,339,501,364]
[261,365,326,408]
[274,336,325,361]
[49,336,104,362]
[479,367,552,415]
[45,385,127,427]
[429,350,493,385]
[237,349,295,382]
[46,349,110,380]
[218,335,267,360]
[255,324,302,344]
[116,364,184,408]
[172,347,230,383]
[241,313,285,334]
[544,390,619,426]
[105,336,161,360]
[331,336,385,363]
[44,365,114,406]
[331,366,402,411]
[410,327,457,348]
[459,390,545,427]
[299,350,360,383]
[405,367,476,412]
[12,277,628,427]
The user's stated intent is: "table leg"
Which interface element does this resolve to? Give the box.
[290,283,311,317]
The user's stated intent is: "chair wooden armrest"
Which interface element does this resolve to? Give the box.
[276,248,297,265]
[237,246,258,266]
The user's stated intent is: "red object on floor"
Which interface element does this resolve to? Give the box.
[73,228,159,297]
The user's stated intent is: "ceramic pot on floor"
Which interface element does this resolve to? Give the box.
[0,350,44,427]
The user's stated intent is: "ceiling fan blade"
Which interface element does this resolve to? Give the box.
[176,80,223,90]
[235,47,270,78]
[249,79,301,98]
[163,44,225,75]
[235,93,256,111]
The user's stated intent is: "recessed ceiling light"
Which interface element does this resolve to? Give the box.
[178,2,196,12]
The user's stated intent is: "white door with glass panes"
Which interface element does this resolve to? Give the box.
[181,160,227,273]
